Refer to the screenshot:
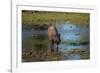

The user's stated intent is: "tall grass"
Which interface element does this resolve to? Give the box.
[22,10,90,26]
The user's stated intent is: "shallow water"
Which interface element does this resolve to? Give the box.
[22,23,89,60]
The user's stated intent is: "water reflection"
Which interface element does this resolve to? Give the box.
[56,23,89,52]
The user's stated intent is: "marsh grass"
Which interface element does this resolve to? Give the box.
[22,10,90,26]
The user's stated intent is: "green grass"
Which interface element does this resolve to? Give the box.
[22,10,90,26]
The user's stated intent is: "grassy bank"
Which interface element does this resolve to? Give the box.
[22,10,90,26]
